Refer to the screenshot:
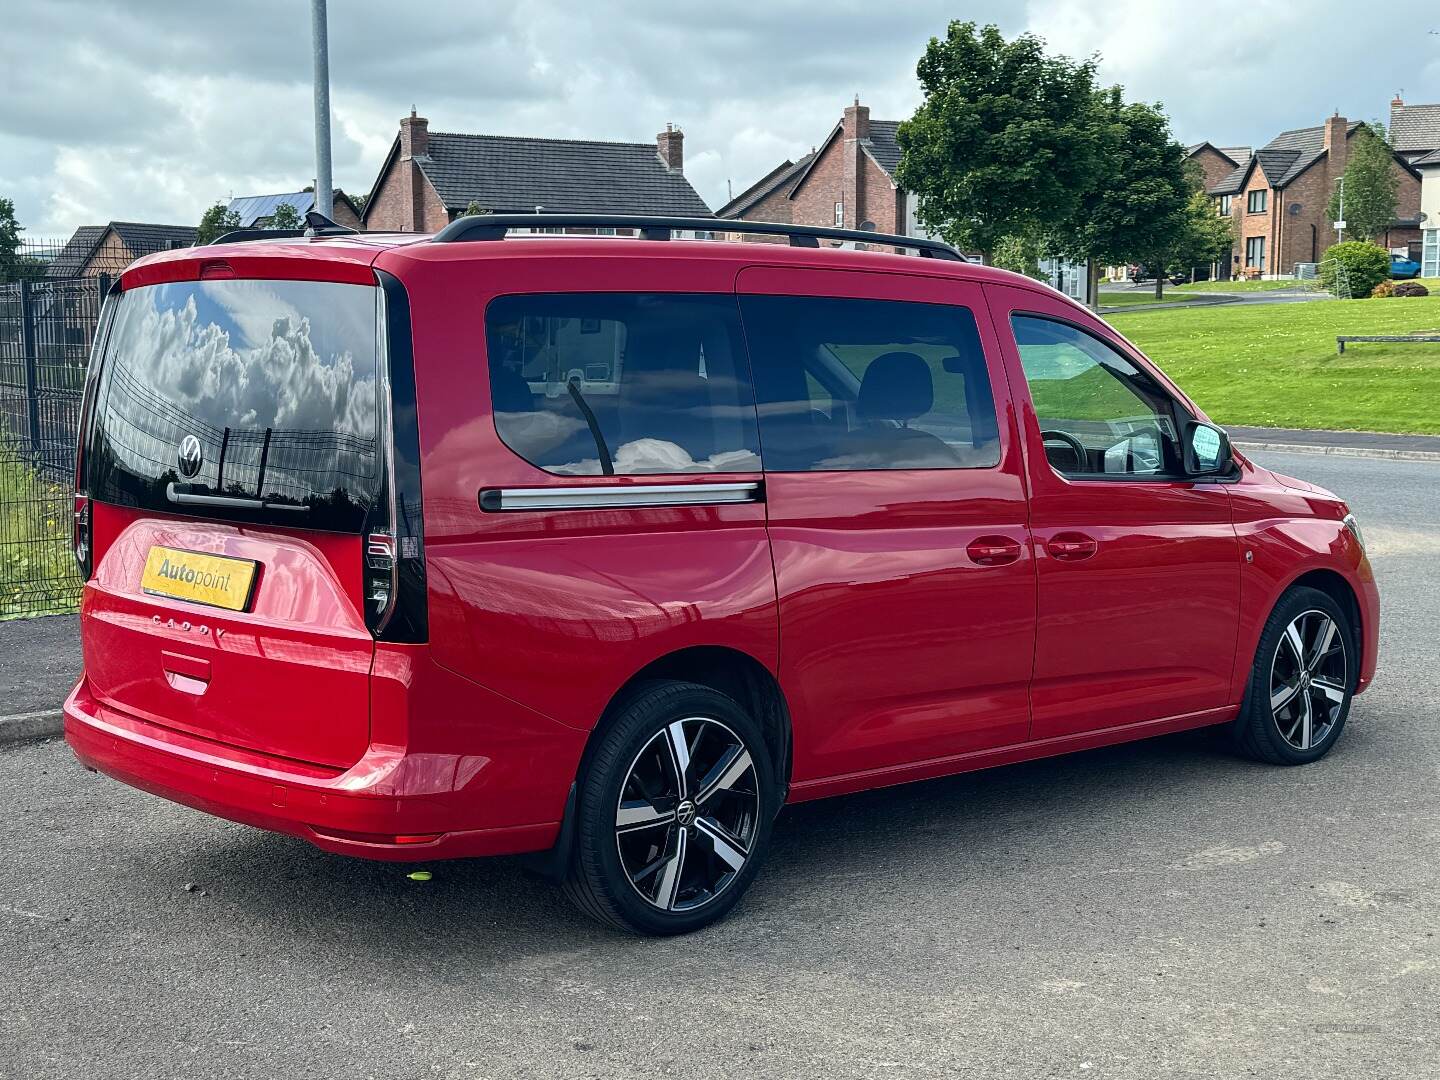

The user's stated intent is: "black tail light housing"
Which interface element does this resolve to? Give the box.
[366,271,427,642]
[73,495,92,578]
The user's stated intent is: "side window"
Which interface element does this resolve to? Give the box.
[739,295,1002,472]
[1011,315,1181,478]
[486,294,760,476]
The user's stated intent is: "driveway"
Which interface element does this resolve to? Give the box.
[1,452,1435,1079]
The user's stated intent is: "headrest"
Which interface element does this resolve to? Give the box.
[857,351,933,422]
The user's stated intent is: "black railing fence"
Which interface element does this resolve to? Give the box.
[0,234,183,618]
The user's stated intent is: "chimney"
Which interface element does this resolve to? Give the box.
[843,94,870,143]
[1391,93,1405,134]
[657,123,684,173]
[400,107,429,161]
[1324,112,1349,176]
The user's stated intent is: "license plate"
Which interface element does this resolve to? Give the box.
[141,546,258,612]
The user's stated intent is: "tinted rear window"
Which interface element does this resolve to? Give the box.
[486,293,759,476]
[86,279,380,532]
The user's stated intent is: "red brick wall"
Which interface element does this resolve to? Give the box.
[1191,147,1241,193]
[362,156,450,233]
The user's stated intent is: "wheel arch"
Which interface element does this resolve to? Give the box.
[1273,567,1364,676]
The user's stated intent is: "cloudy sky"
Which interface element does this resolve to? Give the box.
[4,0,1437,238]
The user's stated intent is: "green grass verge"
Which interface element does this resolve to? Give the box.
[0,453,81,620]
[1170,279,1322,293]
[1110,295,1440,434]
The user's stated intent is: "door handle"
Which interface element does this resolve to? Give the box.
[966,535,1024,566]
[1046,532,1098,561]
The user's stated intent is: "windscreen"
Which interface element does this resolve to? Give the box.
[85,278,381,532]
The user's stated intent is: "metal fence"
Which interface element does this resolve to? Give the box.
[0,235,177,618]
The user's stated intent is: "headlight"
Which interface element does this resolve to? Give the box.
[1342,513,1365,554]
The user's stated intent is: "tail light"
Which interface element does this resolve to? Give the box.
[73,494,92,578]
[365,530,396,619]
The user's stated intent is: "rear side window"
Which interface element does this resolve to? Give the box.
[86,279,380,532]
[739,295,1001,471]
[486,293,760,475]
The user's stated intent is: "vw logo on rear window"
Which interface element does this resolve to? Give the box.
[177,435,204,478]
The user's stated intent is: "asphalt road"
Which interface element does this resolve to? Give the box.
[2,451,1437,1079]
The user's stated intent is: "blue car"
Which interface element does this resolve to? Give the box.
[1390,253,1422,279]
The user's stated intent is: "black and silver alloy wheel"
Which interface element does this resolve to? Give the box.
[615,717,759,912]
[1231,585,1355,765]
[564,680,777,935]
[1269,609,1348,751]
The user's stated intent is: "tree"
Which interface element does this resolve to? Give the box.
[1326,123,1400,244]
[0,196,22,279]
[895,22,1107,261]
[1167,184,1235,284]
[1320,240,1390,299]
[350,192,369,216]
[1054,91,1192,299]
[196,201,242,245]
[463,199,491,217]
[267,202,303,230]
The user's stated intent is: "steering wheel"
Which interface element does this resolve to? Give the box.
[1039,429,1088,473]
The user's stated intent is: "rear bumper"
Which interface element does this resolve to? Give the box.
[64,677,565,862]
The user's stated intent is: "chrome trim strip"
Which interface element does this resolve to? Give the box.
[481,481,761,512]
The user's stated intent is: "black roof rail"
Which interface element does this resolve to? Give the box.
[430,213,965,260]
[209,227,305,246]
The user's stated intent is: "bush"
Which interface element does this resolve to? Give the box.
[1320,241,1390,298]
[1392,280,1430,297]
[1371,279,1396,298]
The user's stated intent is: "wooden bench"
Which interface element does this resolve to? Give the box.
[1336,335,1440,354]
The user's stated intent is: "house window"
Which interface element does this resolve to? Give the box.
[1424,230,1440,278]
[1245,236,1266,272]
[1247,189,1267,214]
[1218,195,1232,216]
[834,202,844,227]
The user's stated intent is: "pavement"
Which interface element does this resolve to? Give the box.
[1,449,1437,1079]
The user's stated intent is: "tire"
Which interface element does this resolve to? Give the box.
[563,680,778,935]
[1230,586,1356,765]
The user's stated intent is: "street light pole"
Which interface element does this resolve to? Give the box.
[311,0,333,219]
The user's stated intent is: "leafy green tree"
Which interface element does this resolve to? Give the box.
[0,196,23,280]
[990,232,1045,281]
[196,201,242,245]
[1057,91,1192,298]
[896,22,1107,261]
[1167,183,1235,285]
[1320,240,1390,298]
[463,199,491,217]
[1326,123,1400,244]
[267,202,303,230]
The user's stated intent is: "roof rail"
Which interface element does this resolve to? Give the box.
[430,213,965,260]
[209,227,305,246]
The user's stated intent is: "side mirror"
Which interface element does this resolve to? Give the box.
[1183,421,1232,476]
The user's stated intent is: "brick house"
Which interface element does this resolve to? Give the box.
[1388,97,1440,277]
[47,222,197,278]
[720,97,1101,302]
[1208,113,1423,278]
[361,110,711,232]
[226,190,363,230]
[718,98,910,237]
[1185,143,1250,193]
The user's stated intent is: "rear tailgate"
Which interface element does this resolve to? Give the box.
[78,274,385,769]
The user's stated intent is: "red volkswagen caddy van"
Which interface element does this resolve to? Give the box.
[66,214,1378,935]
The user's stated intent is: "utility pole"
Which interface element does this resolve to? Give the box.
[1336,175,1345,244]
[311,0,333,219]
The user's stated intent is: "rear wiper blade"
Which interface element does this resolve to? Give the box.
[565,377,615,476]
[166,483,309,512]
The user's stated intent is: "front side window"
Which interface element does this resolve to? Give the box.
[1248,189,1267,213]
[740,295,1001,472]
[486,293,759,475]
[1011,316,1181,479]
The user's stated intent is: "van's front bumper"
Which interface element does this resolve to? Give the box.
[64,674,576,862]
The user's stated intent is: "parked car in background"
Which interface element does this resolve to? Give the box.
[1390,253,1422,279]
[66,215,1379,936]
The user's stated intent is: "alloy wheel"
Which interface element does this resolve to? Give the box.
[614,717,760,912]
[1269,609,1348,751]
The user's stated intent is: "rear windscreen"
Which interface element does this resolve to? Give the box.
[86,279,381,532]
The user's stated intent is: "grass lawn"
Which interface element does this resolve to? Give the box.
[0,452,81,620]
[1109,295,1440,434]
[1170,279,1322,294]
